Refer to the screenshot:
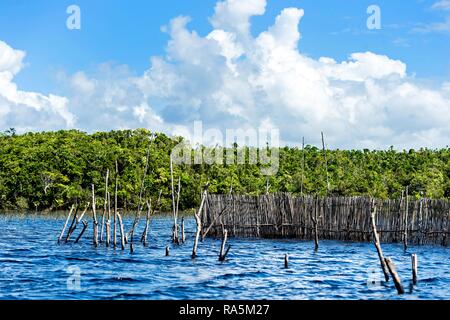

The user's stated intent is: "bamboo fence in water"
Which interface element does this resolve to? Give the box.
[202,193,450,246]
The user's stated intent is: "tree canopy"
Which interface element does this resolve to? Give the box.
[0,129,448,212]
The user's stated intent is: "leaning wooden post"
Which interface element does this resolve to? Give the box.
[65,206,79,243]
[284,254,289,269]
[219,229,231,261]
[117,212,125,250]
[370,203,390,282]
[385,258,405,294]
[58,205,74,243]
[74,220,88,244]
[192,187,208,258]
[141,201,152,246]
[65,202,89,242]
[114,160,119,248]
[411,254,418,285]
[92,184,99,247]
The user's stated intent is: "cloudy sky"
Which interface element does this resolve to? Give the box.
[0,0,449,149]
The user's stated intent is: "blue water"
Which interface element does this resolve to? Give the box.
[0,215,448,300]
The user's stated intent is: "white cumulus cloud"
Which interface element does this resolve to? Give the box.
[1,0,449,150]
[0,40,75,132]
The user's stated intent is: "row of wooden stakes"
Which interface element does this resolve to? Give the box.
[57,180,231,262]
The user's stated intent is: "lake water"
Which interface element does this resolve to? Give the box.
[0,215,449,300]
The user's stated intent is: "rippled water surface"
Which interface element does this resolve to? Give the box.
[0,215,449,300]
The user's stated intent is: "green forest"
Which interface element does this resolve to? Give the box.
[0,128,448,212]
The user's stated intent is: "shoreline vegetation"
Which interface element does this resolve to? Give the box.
[0,128,448,212]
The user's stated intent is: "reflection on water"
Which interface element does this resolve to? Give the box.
[0,215,449,300]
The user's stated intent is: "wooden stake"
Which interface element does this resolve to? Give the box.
[312,197,319,251]
[404,186,409,251]
[170,155,179,244]
[74,220,88,244]
[181,217,185,243]
[165,245,170,256]
[58,205,74,243]
[219,229,230,261]
[176,176,181,224]
[141,201,151,246]
[65,206,79,243]
[65,203,89,243]
[370,203,390,282]
[411,254,418,285]
[102,169,109,244]
[284,254,289,269]
[92,184,99,247]
[106,191,111,247]
[385,258,405,294]
[114,160,118,248]
[117,212,125,250]
[192,188,208,258]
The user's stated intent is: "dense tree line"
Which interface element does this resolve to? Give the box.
[0,129,448,212]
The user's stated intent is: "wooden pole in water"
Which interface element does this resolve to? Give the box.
[74,220,88,244]
[58,205,74,243]
[284,254,289,269]
[192,187,208,258]
[117,212,125,250]
[384,258,405,294]
[181,217,185,243]
[411,254,418,285]
[92,184,99,247]
[65,202,89,242]
[370,203,390,282]
[312,197,319,251]
[170,155,179,244]
[102,169,109,245]
[141,200,151,246]
[165,245,170,256]
[404,186,409,251]
[176,176,181,224]
[219,229,231,261]
[65,206,79,243]
[106,191,111,247]
[114,160,118,248]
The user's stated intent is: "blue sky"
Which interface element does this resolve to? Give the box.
[1,0,449,93]
[0,0,449,149]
